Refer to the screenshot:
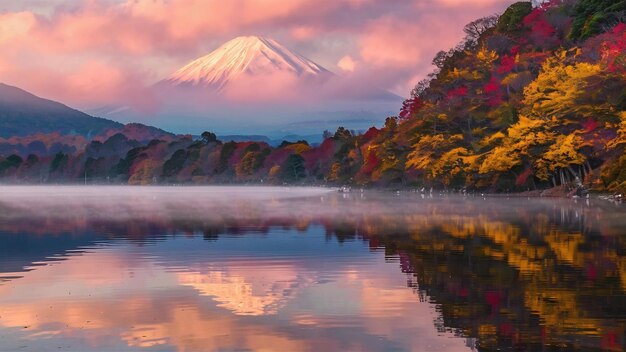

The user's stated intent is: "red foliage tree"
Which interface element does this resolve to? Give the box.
[497,54,516,74]
[600,23,626,73]
[399,96,423,120]
[447,86,469,99]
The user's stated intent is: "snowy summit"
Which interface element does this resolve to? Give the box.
[161,36,332,91]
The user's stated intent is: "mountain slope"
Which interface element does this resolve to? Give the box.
[160,36,332,90]
[0,83,123,138]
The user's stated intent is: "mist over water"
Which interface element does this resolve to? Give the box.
[0,186,624,351]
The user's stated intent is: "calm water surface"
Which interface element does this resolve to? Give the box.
[0,186,624,352]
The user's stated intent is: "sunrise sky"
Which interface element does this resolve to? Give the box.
[0,0,519,110]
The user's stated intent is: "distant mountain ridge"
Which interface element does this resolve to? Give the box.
[0,83,177,159]
[0,83,122,138]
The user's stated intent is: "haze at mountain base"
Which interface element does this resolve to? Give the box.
[140,36,402,135]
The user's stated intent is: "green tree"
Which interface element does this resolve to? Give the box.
[50,152,68,174]
[570,0,626,40]
[0,155,23,174]
[201,131,218,144]
[280,154,306,182]
[215,141,237,174]
[162,149,189,178]
[497,2,533,34]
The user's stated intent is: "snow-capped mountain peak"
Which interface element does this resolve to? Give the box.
[162,36,331,90]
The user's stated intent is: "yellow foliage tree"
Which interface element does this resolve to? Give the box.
[431,147,474,185]
[327,162,342,182]
[475,47,499,70]
[523,54,603,121]
[534,134,586,181]
[479,146,522,174]
[236,152,257,178]
[128,159,159,185]
[607,112,626,150]
[284,143,312,155]
[268,165,281,180]
[479,115,555,175]
[406,134,469,182]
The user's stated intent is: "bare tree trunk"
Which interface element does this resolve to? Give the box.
[578,165,584,180]
[585,160,593,174]
[466,117,473,142]
[566,165,578,180]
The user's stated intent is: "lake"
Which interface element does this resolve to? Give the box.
[0,186,624,351]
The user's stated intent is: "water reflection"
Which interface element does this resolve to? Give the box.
[0,186,624,351]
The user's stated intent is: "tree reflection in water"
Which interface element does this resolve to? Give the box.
[0,187,624,351]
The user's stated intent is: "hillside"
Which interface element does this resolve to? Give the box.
[389,0,626,193]
[1,0,624,194]
[0,83,123,138]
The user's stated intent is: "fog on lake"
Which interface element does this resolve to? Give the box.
[0,186,624,351]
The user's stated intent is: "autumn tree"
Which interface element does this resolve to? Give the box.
[608,112,626,150]
[523,51,604,123]
[535,134,587,185]
[129,159,160,185]
[464,15,500,44]
[479,115,556,187]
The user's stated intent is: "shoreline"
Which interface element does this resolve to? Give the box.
[0,182,621,201]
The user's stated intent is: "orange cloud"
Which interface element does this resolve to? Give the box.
[337,55,357,72]
[0,12,36,43]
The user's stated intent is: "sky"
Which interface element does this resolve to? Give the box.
[0,0,519,113]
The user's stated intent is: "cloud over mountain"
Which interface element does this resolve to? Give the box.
[0,0,518,115]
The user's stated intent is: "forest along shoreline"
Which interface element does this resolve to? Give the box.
[1,1,625,195]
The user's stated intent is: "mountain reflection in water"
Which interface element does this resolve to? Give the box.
[0,186,624,352]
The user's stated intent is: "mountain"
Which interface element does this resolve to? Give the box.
[0,83,122,138]
[141,36,401,136]
[160,36,332,91]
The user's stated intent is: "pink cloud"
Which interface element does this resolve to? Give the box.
[1,59,157,113]
[359,18,424,68]
[0,0,519,112]
[221,71,305,103]
[291,26,318,41]
[433,0,504,8]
